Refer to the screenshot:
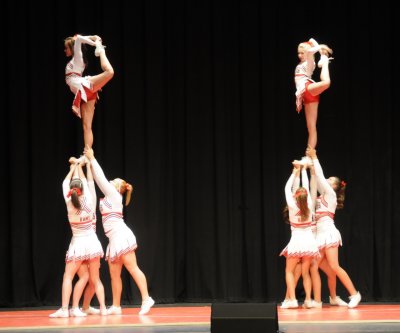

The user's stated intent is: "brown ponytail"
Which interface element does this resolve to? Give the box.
[295,187,310,221]
[69,178,83,209]
[333,177,346,209]
[125,183,133,206]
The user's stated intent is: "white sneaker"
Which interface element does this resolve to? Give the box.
[280,299,298,309]
[69,307,87,317]
[94,40,106,57]
[139,297,155,315]
[107,305,122,315]
[330,296,348,306]
[82,306,100,315]
[281,299,289,307]
[318,55,334,68]
[311,300,322,308]
[49,308,69,318]
[348,291,362,308]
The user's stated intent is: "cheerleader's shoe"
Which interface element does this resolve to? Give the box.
[139,297,155,315]
[318,55,334,68]
[107,305,122,315]
[303,299,322,309]
[280,299,298,309]
[69,307,87,317]
[319,44,333,56]
[95,40,106,57]
[329,296,348,306]
[348,291,362,308]
[82,306,101,315]
[307,38,321,54]
[49,308,69,318]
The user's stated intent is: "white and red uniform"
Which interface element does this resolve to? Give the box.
[65,35,97,118]
[62,178,104,262]
[90,159,137,262]
[294,39,321,112]
[294,57,316,113]
[313,159,342,249]
[280,169,320,258]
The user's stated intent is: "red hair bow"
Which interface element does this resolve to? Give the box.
[67,188,82,198]
[341,180,347,187]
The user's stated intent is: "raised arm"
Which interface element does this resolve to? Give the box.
[305,38,320,77]
[85,159,97,211]
[306,148,336,197]
[285,166,300,208]
[309,165,318,212]
[84,147,119,199]
[72,35,99,69]
[292,169,300,193]
[63,163,77,198]
[301,166,312,208]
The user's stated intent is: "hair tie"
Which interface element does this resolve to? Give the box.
[294,191,307,198]
[67,188,82,198]
[341,180,347,187]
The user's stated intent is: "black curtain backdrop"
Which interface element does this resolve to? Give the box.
[1,0,399,307]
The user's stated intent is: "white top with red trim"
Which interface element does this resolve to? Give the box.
[65,35,96,98]
[90,159,127,237]
[313,158,337,222]
[62,178,95,236]
[285,169,313,228]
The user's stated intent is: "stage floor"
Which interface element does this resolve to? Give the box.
[0,303,400,333]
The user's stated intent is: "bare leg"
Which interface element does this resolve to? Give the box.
[310,255,323,302]
[285,258,300,300]
[285,262,301,299]
[72,264,89,308]
[319,257,338,298]
[325,247,357,296]
[108,260,124,307]
[301,258,312,301]
[61,261,82,309]
[88,257,107,313]
[90,50,114,92]
[304,103,319,149]
[80,101,96,148]
[122,251,150,302]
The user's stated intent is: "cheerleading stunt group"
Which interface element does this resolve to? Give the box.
[50,34,154,318]
[279,38,361,309]
[50,34,360,318]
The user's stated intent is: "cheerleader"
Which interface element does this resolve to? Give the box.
[49,160,107,318]
[306,147,362,308]
[65,157,102,316]
[280,163,320,309]
[84,147,155,315]
[294,38,333,149]
[64,34,114,148]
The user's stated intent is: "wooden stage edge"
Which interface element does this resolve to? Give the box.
[0,303,399,331]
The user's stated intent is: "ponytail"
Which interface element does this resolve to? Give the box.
[68,178,83,209]
[70,189,82,209]
[335,178,346,209]
[125,183,133,206]
[295,188,310,221]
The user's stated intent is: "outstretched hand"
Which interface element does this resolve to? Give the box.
[292,160,302,169]
[84,145,95,161]
[69,156,78,165]
[306,147,317,159]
